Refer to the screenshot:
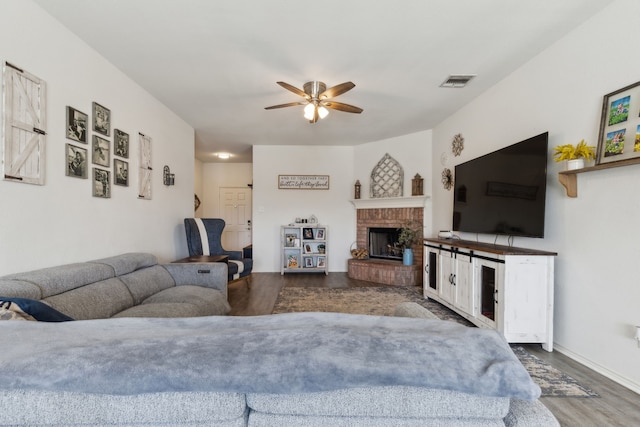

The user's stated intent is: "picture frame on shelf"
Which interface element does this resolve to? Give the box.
[92,135,110,167]
[65,144,87,179]
[287,254,299,268]
[596,80,640,164]
[317,257,326,268]
[92,168,110,198]
[304,257,314,268]
[92,102,111,136]
[314,228,325,239]
[114,129,129,158]
[65,106,87,143]
[114,159,128,186]
[285,233,297,247]
[303,228,314,239]
[304,244,312,253]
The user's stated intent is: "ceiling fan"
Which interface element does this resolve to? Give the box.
[265,81,363,123]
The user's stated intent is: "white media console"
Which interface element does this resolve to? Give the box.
[424,238,556,351]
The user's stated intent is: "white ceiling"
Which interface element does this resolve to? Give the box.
[33,0,611,163]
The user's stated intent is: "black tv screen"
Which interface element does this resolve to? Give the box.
[452,132,548,238]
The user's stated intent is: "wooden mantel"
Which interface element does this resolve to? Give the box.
[349,196,429,209]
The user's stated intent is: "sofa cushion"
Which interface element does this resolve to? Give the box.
[247,386,509,419]
[247,413,504,427]
[0,279,42,300]
[142,285,230,316]
[2,263,114,298]
[43,278,134,320]
[113,302,208,318]
[89,252,158,276]
[0,390,247,426]
[0,298,73,322]
[118,265,175,305]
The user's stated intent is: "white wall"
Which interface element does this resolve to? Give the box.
[252,145,355,272]
[354,130,433,235]
[0,0,195,275]
[200,163,253,218]
[432,0,640,392]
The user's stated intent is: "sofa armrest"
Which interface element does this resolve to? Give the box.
[504,399,559,427]
[224,250,242,261]
[161,263,228,296]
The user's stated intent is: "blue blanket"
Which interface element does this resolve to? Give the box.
[0,312,540,400]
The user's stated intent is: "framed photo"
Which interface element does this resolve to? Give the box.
[596,80,640,164]
[65,144,87,179]
[92,102,111,136]
[92,135,110,167]
[65,106,87,143]
[314,228,325,240]
[92,168,110,198]
[304,257,314,268]
[114,159,128,186]
[317,257,326,268]
[285,233,297,247]
[303,227,314,239]
[114,129,129,158]
[304,244,312,253]
[287,254,299,268]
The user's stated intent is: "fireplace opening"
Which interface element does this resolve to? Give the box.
[368,227,402,261]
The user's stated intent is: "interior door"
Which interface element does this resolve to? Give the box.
[219,187,252,250]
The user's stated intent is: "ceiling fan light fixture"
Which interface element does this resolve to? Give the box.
[318,105,329,119]
[303,103,316,120]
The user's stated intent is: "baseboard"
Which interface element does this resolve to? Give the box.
[554,343,640,395]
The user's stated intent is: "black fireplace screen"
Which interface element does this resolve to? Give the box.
[368,227,402,260]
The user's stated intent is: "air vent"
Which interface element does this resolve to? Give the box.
[440,75,476,88]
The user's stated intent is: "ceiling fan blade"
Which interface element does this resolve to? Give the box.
[322,101,363,114]
[264,102,305,110]
[319,82,355,99]
[276,81,309,99]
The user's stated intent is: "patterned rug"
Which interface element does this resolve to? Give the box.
[272,286,599,398]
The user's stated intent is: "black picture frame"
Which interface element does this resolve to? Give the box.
[303,228,313,239]
[92,135,110,167]
[92,101,111,136]
[114,159,129,186]
[65,143,87,179]
[65,106,88,143]
[114,129,129,158]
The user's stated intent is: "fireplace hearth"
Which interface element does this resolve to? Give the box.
[348,207,424,286]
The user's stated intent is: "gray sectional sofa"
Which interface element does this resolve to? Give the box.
[0,253,558,427]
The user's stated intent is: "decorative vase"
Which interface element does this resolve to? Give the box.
[566,159,585,170]
[403,248,413,266]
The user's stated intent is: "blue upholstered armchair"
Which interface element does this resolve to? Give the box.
[184,218,253,282]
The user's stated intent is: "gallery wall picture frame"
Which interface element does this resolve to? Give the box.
[92,135,110,167]
[92,167,110,198]
[65,106,87,143]
[65,144,87,179]
[114,158,128,186]
[114,129,129,158]
[596,80,640,165]
[92,101,111,136]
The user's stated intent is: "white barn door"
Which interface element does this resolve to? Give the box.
[2,62,47,185]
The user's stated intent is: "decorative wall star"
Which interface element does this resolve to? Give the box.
[452,133,464,156]
[442,168,453,190]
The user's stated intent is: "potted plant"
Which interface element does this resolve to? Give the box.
[397,220,422,266]
[552,139,596,170]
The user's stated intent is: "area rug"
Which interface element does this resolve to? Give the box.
[272,286,599,398]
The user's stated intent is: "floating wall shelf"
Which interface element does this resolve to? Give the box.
[558,157,640,197]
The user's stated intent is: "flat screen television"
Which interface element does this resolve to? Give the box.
[452,132,548,238]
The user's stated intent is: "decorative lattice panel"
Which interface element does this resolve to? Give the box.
[370,153,403,198]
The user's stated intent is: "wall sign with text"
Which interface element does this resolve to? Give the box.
[278,175,330,190]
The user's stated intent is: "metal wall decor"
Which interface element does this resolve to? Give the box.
[442,168,453,190]
[370,153,403,198]
[411,173,424,196]
[452,133,464,156]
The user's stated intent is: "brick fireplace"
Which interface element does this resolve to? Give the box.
[348,204,424,286]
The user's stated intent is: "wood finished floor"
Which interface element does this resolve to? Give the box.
[229,272,640,427]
